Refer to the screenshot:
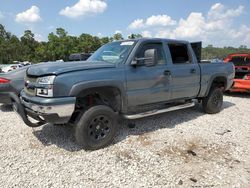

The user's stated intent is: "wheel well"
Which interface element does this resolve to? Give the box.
[75,86,122,112]
[211,76,227,90]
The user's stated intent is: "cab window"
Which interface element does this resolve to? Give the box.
[135,43,166,65]
[168,43,191,64]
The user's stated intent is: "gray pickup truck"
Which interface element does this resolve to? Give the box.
[13,38,234,150]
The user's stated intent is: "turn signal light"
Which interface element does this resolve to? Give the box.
[0,78,10,84]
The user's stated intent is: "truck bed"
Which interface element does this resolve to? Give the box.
[198,62,235,97]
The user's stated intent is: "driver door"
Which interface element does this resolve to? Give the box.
[125,42,171,108]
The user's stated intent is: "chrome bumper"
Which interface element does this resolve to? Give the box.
[21,98,75,117]
[20,90,76,119]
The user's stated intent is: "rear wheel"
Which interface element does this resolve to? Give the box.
[202,87,223,114]
[74,105,118,150]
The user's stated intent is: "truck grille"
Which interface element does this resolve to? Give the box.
[24,76,37,96]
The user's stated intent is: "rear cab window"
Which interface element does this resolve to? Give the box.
[168,43,192,64]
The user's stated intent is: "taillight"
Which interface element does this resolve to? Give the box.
[243,75,250,80]
[0,77,10,84]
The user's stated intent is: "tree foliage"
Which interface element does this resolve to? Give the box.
[128,33,142,39]
[0,24,250,64]
[202,45,250,60]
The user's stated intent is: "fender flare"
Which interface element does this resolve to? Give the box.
[69,80,127,112]
[204,74,227,96]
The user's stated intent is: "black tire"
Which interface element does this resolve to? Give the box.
[202,87,223,114]
[75,105,118,150]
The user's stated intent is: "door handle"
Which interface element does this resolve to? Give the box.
[190,69,196,74]
[164,70,171,76]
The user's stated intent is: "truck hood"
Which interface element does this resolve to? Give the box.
[27,61,116,77]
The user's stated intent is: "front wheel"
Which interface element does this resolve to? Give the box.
[74,105,118,150]
[202,87,223,114]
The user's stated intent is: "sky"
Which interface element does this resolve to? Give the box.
[0,0,250,47]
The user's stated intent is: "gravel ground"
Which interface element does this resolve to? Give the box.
[0,93,249,187]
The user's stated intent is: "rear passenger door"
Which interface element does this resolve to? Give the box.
[166,42,200,100]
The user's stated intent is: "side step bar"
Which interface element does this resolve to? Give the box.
[123,100,195,120]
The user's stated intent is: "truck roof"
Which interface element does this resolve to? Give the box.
[118,38,190,44]
[117,38,201,62]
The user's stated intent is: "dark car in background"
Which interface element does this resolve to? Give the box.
[0,66,29,105]
[0,54,92,106]
[68,53,92,61]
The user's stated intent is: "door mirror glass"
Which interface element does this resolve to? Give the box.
[144,49,157,67]
[132,48,158,67]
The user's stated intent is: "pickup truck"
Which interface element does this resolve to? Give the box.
[13,38,235,150]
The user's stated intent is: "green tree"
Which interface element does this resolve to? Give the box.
[45,28,74,61]
[128,33,142,39]
[113,33,123,41]
[0,24,11,41]
[77,33,102,53]
[56,28,67,38]
[100,37,110,45]
[0,24,22,64]
[239,45,247,49]
[1,24,250,64]
[20,30,39,62]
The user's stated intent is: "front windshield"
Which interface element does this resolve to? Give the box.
[88,41,135,64]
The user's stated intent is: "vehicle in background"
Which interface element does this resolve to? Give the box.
[1,64,21,73]
[69,53,92,61]
[19,61,32,67]
[56,59,64,63]
[13,38,234,150]
[224,53,250,93]
[0,66,29,105]
[0,61,31,73]
[200,59,224,64]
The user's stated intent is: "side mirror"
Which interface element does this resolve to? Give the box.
[131,49,157,67]
[144,49,157,67]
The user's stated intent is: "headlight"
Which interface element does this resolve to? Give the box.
[36,76,55,97]
[37,75,55,84]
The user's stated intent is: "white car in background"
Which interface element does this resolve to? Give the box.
[0,62,31,73]
[1,64,21,73]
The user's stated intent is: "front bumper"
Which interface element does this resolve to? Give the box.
[0,83,13,104]
[230,79,250,93]
[19,90,76,125]
[0,93,12,104]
